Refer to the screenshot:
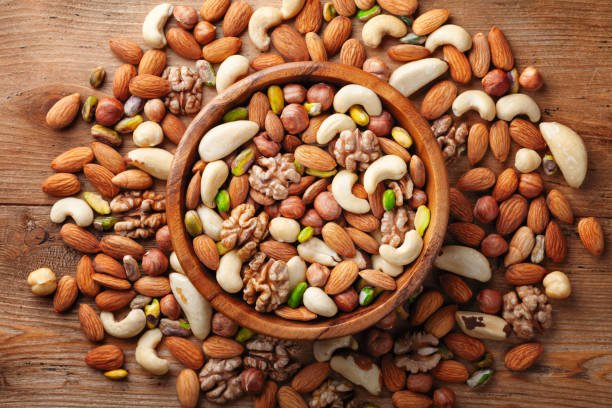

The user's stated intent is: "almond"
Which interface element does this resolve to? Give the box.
[271,25,309,62]
[45,93,81,129]
[113,63,137,101]
[387,44,431,62]
[128,74,171,99]
[496,194,528,236]
[76,256,101,297]
[367,183,385,219]
[274,306,317,321]
[53,275,78,313]
[431,360,469,383]
[377,137,411,162]
[343,212,380,232]
[202,335,244,358]
[251,53,286,71]
[469,32,491,78]
[381,355,405,393]
[324,260,359,295]
[138,49,167,76]
[410,290,444,326]
[85,344,124,371]
[60,224,100,254]
[377,0,417,15]
[51,147,93,173]
[134,276,170,297]
[91,142,126,174]
[222,0,252,37]
[186,170,203,208]
[92,273,131,291]
[200,0,230,22]
[176,369,200,408]
[248,91,270,128]
[95,289,136,311]
[358,269,396,291]
[84,163,120,198]
[545,220,567,263]
[443,45,472,84]
[161,113,186,144]
[277,386,308,408]
[305,32,327,62]
[489,119,510,162]
[449,188,473,222]
[332,0,356,16]
[456,167,496,191]
[41,173,80,197]
[109,38,142,64]
[439,273,473,303]
[166,337,204,369]
[420,80,457,120]
[100,235,145,260]
[346,227,379,254]
[577,217,605,256]
[322,223,356,258]
[467,122,489,166]
[112,169,153,190]
[424,304,458,338]
[412,9,449,36]
[509,118,546,150]
[443,333,485,361]
[78,304,104,342]
[291,362,330,393]
[448,222,485,247]
[265,111,285,142]
[295,145,337,171]
[546,189,574,224]
[527,196,550,234]
[254,381,278,408]
[193,234,220,270]
[340,39,366,67]
[492,168,519,202]
[322,16,352,56]
[260,240,298,261]
[228,174,249,209]
[504,342,543,371]
[202,37,242,63]
[391,391,432,408]
[488,26,514,71]
[166,27,202,60]
[505,263,547,285]
[295,0,322,34]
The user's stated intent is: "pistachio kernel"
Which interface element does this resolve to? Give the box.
[197,60,216,87]
[399,16,413,26]
[474,352,494,369]
[223,107,249,122]
[297,226,314,243]
[414,205,431,236]
[83,192,111,215]
[93,215,120,231]
[114,114,143,134]
[356,5,381,22]
[81,96,98,123]
[103,369,128,380]
[542,154,557,175]
[184,210,203,237]
[267,85,284,115]
[391,126,413,148]
[216,241,230,255]
[231,146,256,176]
[288,282,308,308]
[304,102,322,116]
[305,168,337,178]
[216,189,230,212]
[144,298,161,329]
[91,124,122,147]
[399,33,426,45]
[89,66,106,89]
[349,105,370,126]
[235,327,255,343]
[359,286,376,306]
[323,2,337,22]
[382,189,396,211]
[467,368,494,388]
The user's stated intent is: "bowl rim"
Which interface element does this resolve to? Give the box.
[166,61,449,340]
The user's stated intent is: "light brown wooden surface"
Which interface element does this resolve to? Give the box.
[0,0,610,407]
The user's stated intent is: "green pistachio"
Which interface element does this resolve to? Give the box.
[184,210,203,237]
[349,105,369,126]
[382,189,396,211]
[231,146,256,176]
[467,369,494,388]
[89,66,106,89]
[91,124,122,147]
[288,282,308,308]
[81,96,98,123]
[83,192,111,215]
[93,216,120,231]
[235,327,255,343]
[216,241,230,255]
[356,5,381,22]
[305,168,337,178]
[323,2,336,22]
[391,126,413,148]
[179,320,191,330]
[144,298,160,329]
[542,154,557,175]
[400,33,426,45]
[304,102,322,116]
[414,205,431,236]
[294,160,305,174]
[359,286,376,306]
[223,107,248,122]
[114,114,143,134]
[297,226,314,243]
[103,369,128,380]
[216,190,230,212]
[267,85,284,115]
[399,16,413,26]
[473,352,494,369]
[197,60,216,87]
[437,345,454,360]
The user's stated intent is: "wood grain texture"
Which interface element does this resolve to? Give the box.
[0,0,610,407]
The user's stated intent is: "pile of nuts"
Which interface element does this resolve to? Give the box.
[30,0,606,408]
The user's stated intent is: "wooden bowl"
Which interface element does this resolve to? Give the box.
[167,62,449,340]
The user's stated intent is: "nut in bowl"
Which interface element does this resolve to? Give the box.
[167,62,448,340]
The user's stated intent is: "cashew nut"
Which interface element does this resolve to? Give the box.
[333,84,383,116]
[434,245,492,282]
[133,121,164,147]
[196,205,224,241]
[169,272,212,339]
[135,329,169,375]
[286,256,306,289]
[496,93,541,122]
[389,58,448,97]
[216,55,250,93]
[330,354,382,396]
[280,0,305,19]
[540,122,587,188]
[169,251,185,274]
[142,3,173,49]
[248,7,283,51]
[216,250,243,293]
[200,160,229,208]
[302,287,338,317]
[452,90,496,121]
[297,237,341,266]
[126,148,174,180]
[379,229,423,266]
[198,120,259,161]
[363,155,407,194]
[314,335,358,362]
[543,270,571,300]
[372,254,403,277]
[455,311,510,341]
[50,197,94,227]
[269,217,301,243]
[316,113,357,144]
[362,14,408,48]
[514,148,541,173]
[425,24,472,52]
[100,309,146,339]
[346,249,368,270]
[331,170,371,214]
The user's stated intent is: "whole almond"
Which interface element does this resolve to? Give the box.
[193,234,220,270]
[248,92,270,129]
[448,222,485,247]
[228,174,249,208]
[295,0,322,34]
[112,169,153,190]
[93,254,126,278]
[424,304,458,338]
[41,173,80,197]
[254,381,278,408]
[295,145,337,171]
[100,235,145,260]
[387,44,431,62]
[340,39,366,67]
[85,344,124,371]
[381,355,405,393]
[222,0,252,37]
[95,289,136,312]
[505,342,544,371]
[202,335,244,358]
[76,256,101,297]
[277,386,308,408]
[492,168,519,202]
[409,155,426,188]
[84,163,120,198]
[332,0,356,16]
[322,223,357,258]
[449,187,473,222]
[265,111,285,142]
[305,32,328,62]
[134,276,171,297]
[288,176,315,196]
[527,196,550,234]
[113,63,137,101]
[200,0,230,22]
[161,112,186,144]
[53,275,78,313]
[291,362,330,393]
[505,263,547,285]
[91,141,126,174]
[420,80,457,120]
[166,27,202,60]
[324,260,359,295]
[260,240,298,261]
[488,26,514,70]
[545,220,567,263]
[344,212,380,232]
[322,16,352,56]
[129,74,171,99]
[78,304,104,342]
[577,217,605,256]
[496,194,528,235]
[412,9,449,36]
[176,368,200,408]
[377,0,417,15]
[469,32,491,78]
[467,122,489,166]
[51,147,93,173]
[166,337,204,369]
[509,119,546,150]
[251,53,286,70]
[346,227,379,254]
[358,269,396,291]
[443,45,472,84]
[456,167,496,191]
[46,93,81,129]
[274,306,317,321]
[271,25,309,62]
[444,333,485,361]
[138,49,167,76]
[432,360,469,383]
[410,290,444,326]
[109,38,142,64]
[546,189,574,224]
[439,273,473,304]
[392,391,432,408]
[92,273,131,291]
[378,137,411,162]
[60,224,100,254]
[489,119,510,162]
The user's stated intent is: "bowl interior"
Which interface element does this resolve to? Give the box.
[167,62,448,340]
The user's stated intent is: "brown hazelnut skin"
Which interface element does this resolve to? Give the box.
[473,195,499,223]
[144,99,166,122]
[480,233,508,257]
[482,68,511,97]
[141,248,169,276]
[409,189,428,209]
[407,373,434,393]
[173,5,199,30]
[314,192,342,221]
[155,225,173,254]
[306,83,336,110]
[283,84,307,104]
[212,312,239,337]
[367,111,393,137]
[282,134,302,152]
[477,288,503,314]
[376,311,398,330]
[519,66,544,91]
[95,97,124,126]
[160,294,181,320]
[433,386,456,408]
[241,368,265,395]
[363,57,390,81]
[280,104,309,134]
[264,203,280,218]
[301,209,324,229]
[306,263,331,287]
[518,172,544,198]
[253,132,281,157]
[193,21,216,45]
[365,329,393,358]
[279,196,306,219]
[333,288,358,312]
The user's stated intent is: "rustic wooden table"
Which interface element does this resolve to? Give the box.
[0,0,610,406]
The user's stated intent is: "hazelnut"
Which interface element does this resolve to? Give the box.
[365,329,393,358]
[409,189,428,209]
[141,248,169,276]
[253,132,281,157]
[376,311,398,330]
[301,209,324,229]
[160,294,181,320]
[282,134,302,153]
[306,83,336,110]
[280,104,309,134]
[279,196,306,219]
[333,288,359,312]
[363,57,390,81]
[477,288,503,314]
[314,192,342,221]
[193,21,216,45]
[433,387,456,408]
[306,263,331,287]
[480,233,508,257]
[473,195,499,223]
[482,68,511,97]
[407,373,433,393]
[409,155,426,188]
[144,99,166,122]
[283,84,307,104]
[367,111,393,137]
[241,368,265,395]
[155,225,173,254]
[264,203,280,218]
[95,97,124,126]
[27,267,57,296]
[518,172,544,198]
[173,5,199,30]
[212,312,239,337]
[519,66,544,91]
